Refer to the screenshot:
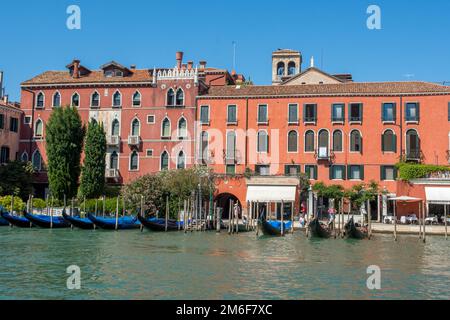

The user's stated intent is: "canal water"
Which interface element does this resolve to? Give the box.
[0,228,449,300]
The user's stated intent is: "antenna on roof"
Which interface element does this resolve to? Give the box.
[232,41,237,71]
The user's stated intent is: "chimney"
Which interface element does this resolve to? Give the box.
[3,95,8,104]
[0,71,3,98]
[130,65,136,70]
[187,61,193,70]
[199,61,207,70]
[73,59,80,78]
[176,51,184,69]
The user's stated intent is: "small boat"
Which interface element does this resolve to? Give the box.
[24,212,71,229]
[308,217,332,238]
[62,211,95,230]
[1,210,34,228]
[343,217,368,239]
[87,213,141,230]
[258,212,292,236]
[138,214,183,231]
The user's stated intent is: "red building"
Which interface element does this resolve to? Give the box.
[19,52,242,197]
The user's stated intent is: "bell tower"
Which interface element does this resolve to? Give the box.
[272,49,302,85]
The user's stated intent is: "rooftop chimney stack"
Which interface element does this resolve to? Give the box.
[199,61,207,70]
[73,59,80,78]
[176,51,184,69]
[187,61,193,70]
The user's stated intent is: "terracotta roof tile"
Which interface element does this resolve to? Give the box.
[202,82,450,98]
[22,69,152,86]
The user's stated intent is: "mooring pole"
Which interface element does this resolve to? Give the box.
[393,200,397,241]
[423,201,427,243]
[165,196,169,232]
[445,204,448,240]
[10,194,14,215]
[115,196,119,231]
[140,195,144,232]
[419,201,422,239]
[102,195,105,217]
[367,199,372,240]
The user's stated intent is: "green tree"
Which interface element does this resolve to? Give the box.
[79,121,106,198]
[45,106,85,200]
[0,161,33,199]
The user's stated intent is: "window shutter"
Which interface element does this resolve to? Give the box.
[303,104,306,122]
[314,104,317,121]
[360,165,365,180]
[393,133,397,153]
[381,134,385,152]
[417,103,420,121]
[380,166,385,181]
[314,166,318,180]
[394,167,398,180]
[347,165,351,180]
[360,104,363,121]
[342,166,347,180]
[285,165,289,175]
[393,103,397,122]
[329,166,334,180]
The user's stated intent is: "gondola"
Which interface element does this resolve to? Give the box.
[343,217,368,239]
[24,212,71,229]
[87,213,141,230]
[258,213,292,236]
[1,210,34,228]
[307,217,332,238]
[138,214,183,231]
[62,211,95,230]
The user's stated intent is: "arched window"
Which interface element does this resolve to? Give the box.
[178,117,187,138]
[406,129,420,159]
[36,92,44,108]
[53,92,61,108]
[113,91,121,107]
[131,118,140,136]
[332,130,343,152]
[277,62,285,77]
[32,150,42,171]
[91,91,100,107]
[226,131,236,160]
[167,88,175,106]
[305,130,315,152]
[257,131,268,153]
[161,151,169,170]
[200,131,209,163]
[176,89,184,106]
[130,150,139,170]
[162,118,171,138]
[177,151,185,169]
[288,61,296,75]
[382,129,396,152]
[350,130,362,152]
[111,119,120,136]
[288,130,298,152]
[71,93,80,107]
[132,91,141,107]
[318,130,329,150]
[110,151,118,170]
[35,119,43,137]
[21,152,28,162]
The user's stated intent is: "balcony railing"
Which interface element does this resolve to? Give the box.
[106,135,120,146]
[128,135,141,146]
[349,116,362,123]
[105,168,119,178]
[405,150,422,162]
[303,116,317,123]
[315,147,331,161]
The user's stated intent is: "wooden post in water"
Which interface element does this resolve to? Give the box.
[45,193,49,217]
[367,200,372,240]
[228,199,232,234]
[71,198,74,217]
[10,194,14,215]
[178,200,181,231]
[95,199,98,216]
[445,204,448,240]
[216,202,220,233]
[83,196,86,218]
[281,200,285,236]
[102,195,105,217]
[393,200,397,241]
[165,196,169,232]
[235,202,239,234]
[140,196,144,232]
[256,201,260,236]
[423,201,427,243]
[419,201,422,239]
[115,196,119,231]
[291,201,294,234]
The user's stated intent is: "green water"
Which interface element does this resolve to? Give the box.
[0,227,449,300]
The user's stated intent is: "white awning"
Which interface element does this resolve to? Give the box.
[389,196,422,202]
[425,187,450,204]
[246,185,296,202]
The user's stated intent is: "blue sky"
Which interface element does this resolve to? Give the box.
[1,0,450,101]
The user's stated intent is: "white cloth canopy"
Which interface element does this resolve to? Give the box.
[389,196,422,202]
[246,185,296,202]
[425,187,450,204]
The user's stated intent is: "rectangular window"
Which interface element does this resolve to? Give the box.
[381,165,397,181]
[258,104,268,123]
[9,117,18,133]
[330,165,346,180]
[303,104,317,123]
[349,103,363,122]
[284,165,300,176]
[255,165,270,176]
[24,116,32,125]
[227,105,237,123]
[348,165,364,180]
[382,103,396,122]
[332,104,345,122]
[0,114,4,129]
[405,103,419,122]
[226,164,236,175]
[200,106,209,124]
[146,149,153,157]
[305,165,318,180]
[0,146,10,164]
[288,104,298,123]
[257,131,268,153]
[147,115,155,124]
